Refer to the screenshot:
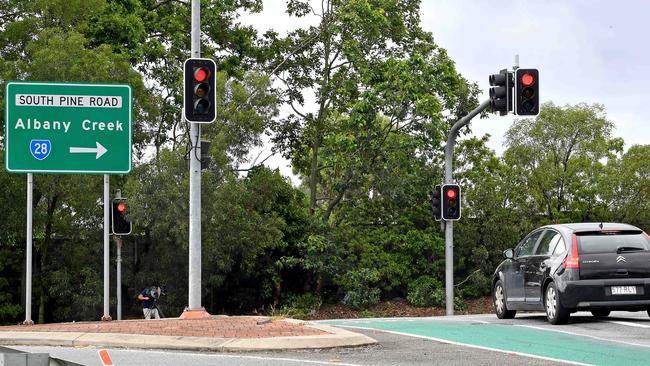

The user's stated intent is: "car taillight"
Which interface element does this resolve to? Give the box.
[562,234,580,269]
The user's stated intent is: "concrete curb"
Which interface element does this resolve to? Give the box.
[0,321,377,352]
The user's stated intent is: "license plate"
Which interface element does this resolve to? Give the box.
[611,285,637,295]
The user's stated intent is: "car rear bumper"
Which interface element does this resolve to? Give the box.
[561,279,650,309]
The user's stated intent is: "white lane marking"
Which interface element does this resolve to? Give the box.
[336,325,592,366]
[605,320,650,328]
[515,324,650,349]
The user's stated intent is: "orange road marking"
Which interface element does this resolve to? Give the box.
[98,349,113,365]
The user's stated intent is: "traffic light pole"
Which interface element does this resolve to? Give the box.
[443,99,490,316]
[187,0,204,314]
[115,235,122,320]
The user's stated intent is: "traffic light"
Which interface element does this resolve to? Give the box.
[489,69,512,116]
[112,198,132,235]
[514,68,539,116]
[430,185,442,221]
[184,58,217,123]
[441,184,461,221]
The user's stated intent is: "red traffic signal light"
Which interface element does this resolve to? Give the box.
[194,67,210,82]
[521,72,535,87]
[441,184,461,221]
[112,198,132,235]
[184,58,217,123]
[515,68,539,116]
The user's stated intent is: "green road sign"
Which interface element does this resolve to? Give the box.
[4,81,132,174]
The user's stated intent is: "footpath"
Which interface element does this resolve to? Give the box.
[0,316,376,352]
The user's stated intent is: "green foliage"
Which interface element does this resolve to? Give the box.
[429,288,465,311]
[407,276,441,307]
[457,271,492,299]
[359,309,385,318]
[431,288,446,308]
[339,268,381,310]
[281,293,322,319]
[269,0,479,223]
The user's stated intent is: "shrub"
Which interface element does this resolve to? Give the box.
[281,293,322,319]
[431,287,446,307]
[431,287,465,311]
[339,268,381,309]
[458,270,492,298]
[407,276,442,307]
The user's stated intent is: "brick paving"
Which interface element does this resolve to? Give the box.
[0,317,328,338]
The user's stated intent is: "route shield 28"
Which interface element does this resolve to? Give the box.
[4,81,132,174]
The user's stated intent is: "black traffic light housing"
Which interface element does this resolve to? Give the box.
[184,58,217,123]
[489,69,512,116]
[430,185,442,221]
[441,184,461,221]
[112,198,132,235]
[514,68,539,116]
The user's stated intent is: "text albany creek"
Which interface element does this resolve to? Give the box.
[13,117,125,134]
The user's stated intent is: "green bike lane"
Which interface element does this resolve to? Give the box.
[320,317,650,366]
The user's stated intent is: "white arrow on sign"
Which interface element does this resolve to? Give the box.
[69,141,108,159]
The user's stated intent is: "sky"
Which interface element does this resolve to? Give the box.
[239,0,650,184]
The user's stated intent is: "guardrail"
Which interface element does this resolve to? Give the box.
[0,346,84,366]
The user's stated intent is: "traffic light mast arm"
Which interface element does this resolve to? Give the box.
[444,99,490,184]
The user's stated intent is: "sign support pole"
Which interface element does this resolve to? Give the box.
[23,174,33,325]
[101,174,111,321]
[444,99,490,315]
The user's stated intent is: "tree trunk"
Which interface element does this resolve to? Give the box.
[309,137,320,215]
[38,293,45,324]
[274,277,282,307]
[315,274,323,297]
[38,195,58,324]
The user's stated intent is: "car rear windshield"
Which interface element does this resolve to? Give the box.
[576,230,650,254]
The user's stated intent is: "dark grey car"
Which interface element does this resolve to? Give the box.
[492,223,650,324]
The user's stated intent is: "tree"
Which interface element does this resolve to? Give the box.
[267,0,479,222]
[503,102,623,221]
[600,144,650,229]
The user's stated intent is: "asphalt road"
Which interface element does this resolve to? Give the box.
[8,311,650,366]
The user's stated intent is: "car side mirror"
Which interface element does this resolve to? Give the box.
[503,248,514,260]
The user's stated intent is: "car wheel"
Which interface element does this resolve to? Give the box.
[493,280,516,319]
[591,309,611,317]
[544,282,569,325]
